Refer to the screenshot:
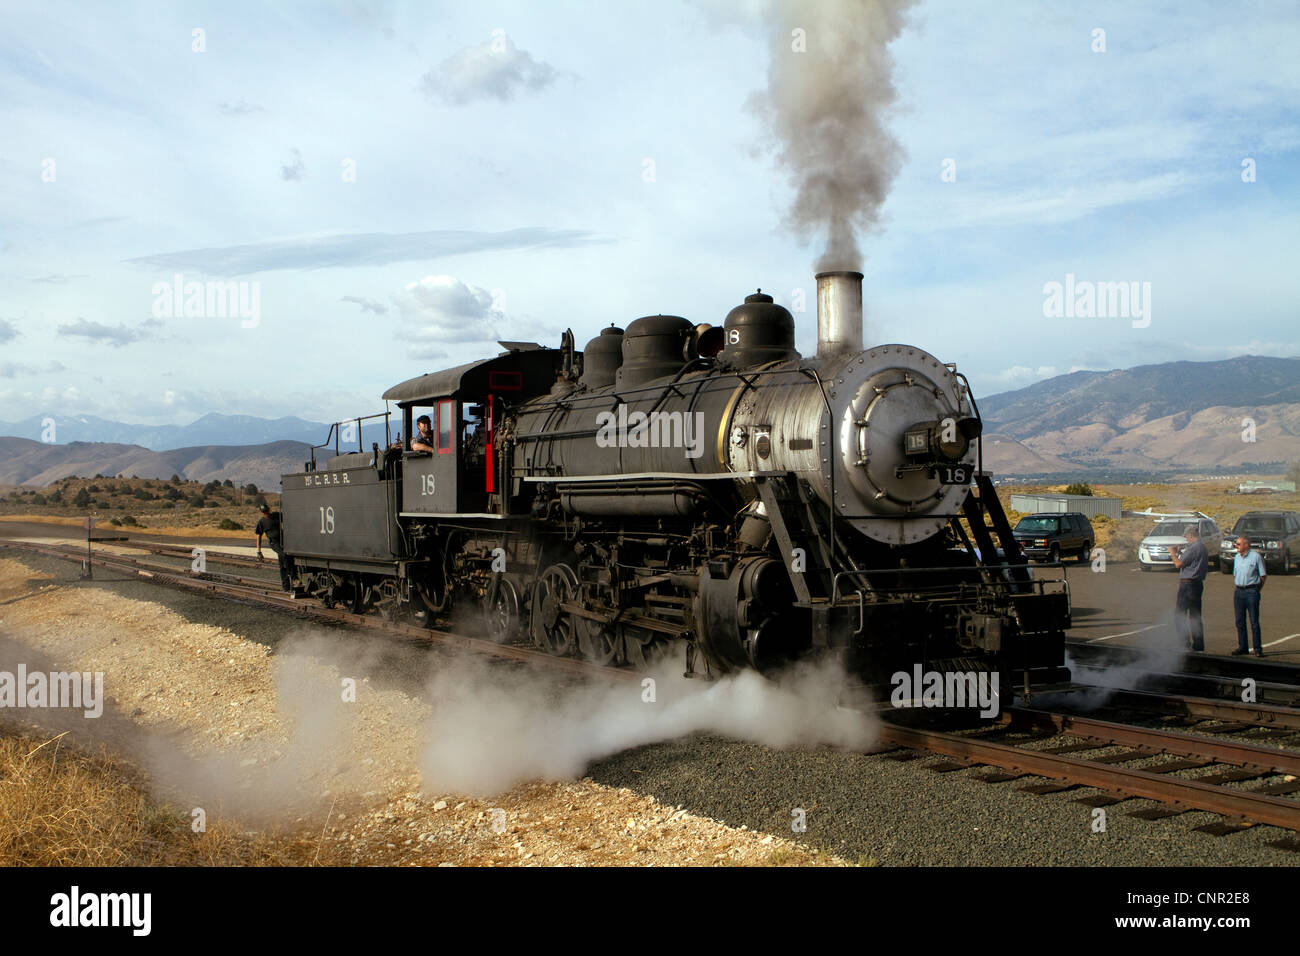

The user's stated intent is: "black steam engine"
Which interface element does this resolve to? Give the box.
[279,271,1070,696]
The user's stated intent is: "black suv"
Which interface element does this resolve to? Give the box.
[1012,513,1095,563]
[1218,510,1300,574]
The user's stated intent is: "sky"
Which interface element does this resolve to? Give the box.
[2,0,1298,428]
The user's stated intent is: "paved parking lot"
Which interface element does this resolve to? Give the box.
[1063,560,1300,660]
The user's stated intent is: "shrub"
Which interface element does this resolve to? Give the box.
[170,474,181,483]
[188,495,206,508]
[132,488,154,500]
[31,494,48,506]
[1063,482,1094,496]
[205,500,220,508]
[222,479,234,488]
[73,489,91,508]
[160,501,175,510]
[121,515,138,526]
[243,483,259,495]
[109,517,122,526]
[218,518,243,531]
[163,487,183,501]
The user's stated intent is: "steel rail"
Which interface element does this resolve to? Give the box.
[1005,707,1300,776]
[877,722,1300,831]
[1,540,636,684]
[1044,687,1300,732]
[1066,639,1300,687]
[1070,663,1300,708]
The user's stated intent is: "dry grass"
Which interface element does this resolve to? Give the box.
[0,475,280,537]
[0,515,254,539]
[0,724,349,866]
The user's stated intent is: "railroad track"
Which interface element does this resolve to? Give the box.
[1033,686,1300,733]
[876,708,1300,843]
[0,539,634,684]
[8,536,1300,841]
[1066,642,1300,709]
[1067,638,1300,687]
[92,537,270,570]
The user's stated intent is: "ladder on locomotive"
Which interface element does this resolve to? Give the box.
[754,475,836,604]
[960,473,1033,589]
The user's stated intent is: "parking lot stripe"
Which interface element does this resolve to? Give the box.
[1263,633,1300,648]
[1085,624,1162,643]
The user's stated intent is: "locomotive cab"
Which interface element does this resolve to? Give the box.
[384,346,566,519]
[399,398,462,515]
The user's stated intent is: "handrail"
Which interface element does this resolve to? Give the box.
[309,410,391,470]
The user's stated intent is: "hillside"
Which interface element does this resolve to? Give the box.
[980,355,1300,473]
[977,433,1075,474]
[0,437,311,490]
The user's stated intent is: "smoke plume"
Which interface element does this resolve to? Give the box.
[751,0,915,270]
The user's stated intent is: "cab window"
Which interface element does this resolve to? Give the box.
[437,399,454,454]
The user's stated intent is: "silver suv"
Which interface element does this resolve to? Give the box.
[1138,513,1222,571]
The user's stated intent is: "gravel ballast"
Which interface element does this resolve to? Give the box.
[4,548,1297,866]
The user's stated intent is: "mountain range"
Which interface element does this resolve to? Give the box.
[0,437,312,490]
[0,412,333,449]
[978,355,1300,475]
[1,355,1297,484]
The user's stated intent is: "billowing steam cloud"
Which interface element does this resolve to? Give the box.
[421,652,877,796]
[750,0,915,270]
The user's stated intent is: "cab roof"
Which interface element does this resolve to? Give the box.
[382,348,563,405]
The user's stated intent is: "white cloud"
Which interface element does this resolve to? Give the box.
[993,364,1058,386]
[341,295,388,316]
[420,34,558,106]
[279,147,305,182]
[392,275,503,353]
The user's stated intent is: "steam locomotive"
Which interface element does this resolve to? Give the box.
[279,271,1070,696]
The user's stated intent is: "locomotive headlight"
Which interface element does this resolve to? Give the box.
[936,430,969,461]
[937,415,982,460]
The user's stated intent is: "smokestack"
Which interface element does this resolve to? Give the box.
[816,271,863,359]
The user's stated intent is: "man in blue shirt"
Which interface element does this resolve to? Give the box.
[1230,535,1267,657]
[1170,525,1208,651]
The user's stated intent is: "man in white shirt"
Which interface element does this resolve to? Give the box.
[1230,535,1267,657]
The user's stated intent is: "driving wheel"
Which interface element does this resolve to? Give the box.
[531,564,578,656]
[482,577,521,644]
[576,612,620,666]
